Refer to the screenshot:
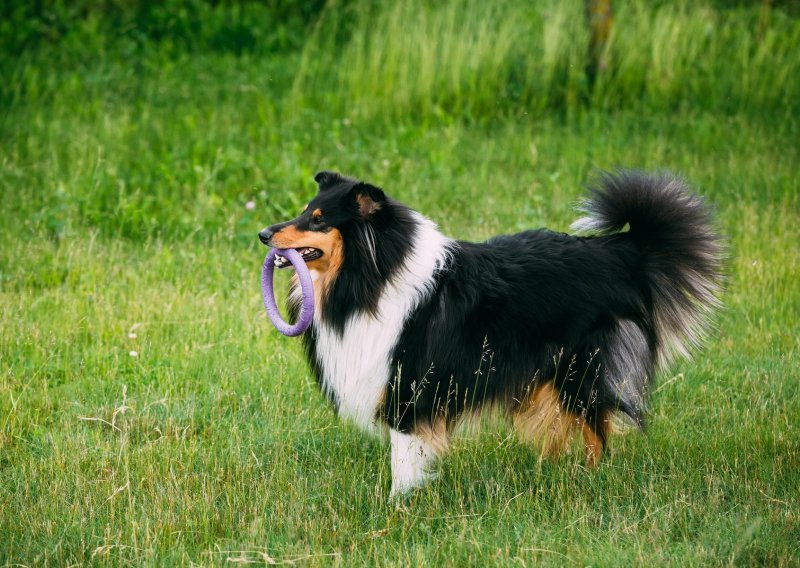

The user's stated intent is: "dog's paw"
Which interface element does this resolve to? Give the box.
[388,470,437,503]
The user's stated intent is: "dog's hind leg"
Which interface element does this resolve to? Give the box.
[389,419,448,499]
[581,411,609,467]
[513,381,577,458]
[513,381,613,466]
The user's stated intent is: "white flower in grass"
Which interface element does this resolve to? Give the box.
[129,350,138,358]
[245,200,256,210]
[128,332,137,339]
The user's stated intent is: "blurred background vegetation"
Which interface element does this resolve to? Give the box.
[4,0,798,115]
[2,0,798,242]
[1,3,799,564]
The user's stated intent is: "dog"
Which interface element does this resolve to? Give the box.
[258,170,723,498]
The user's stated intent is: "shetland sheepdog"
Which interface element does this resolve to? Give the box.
[258,170,723,498]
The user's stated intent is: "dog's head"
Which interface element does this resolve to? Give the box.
[258,171,386,279]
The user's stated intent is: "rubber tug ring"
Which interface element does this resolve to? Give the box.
[261,248,314,337]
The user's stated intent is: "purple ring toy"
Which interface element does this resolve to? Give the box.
[261,248,315,337]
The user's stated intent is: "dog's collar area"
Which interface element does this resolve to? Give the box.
[274,247,323,268]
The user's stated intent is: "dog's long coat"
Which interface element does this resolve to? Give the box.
[259,170,723,497]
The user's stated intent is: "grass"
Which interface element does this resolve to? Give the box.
[293,0,800,120]
[1,0,799,565]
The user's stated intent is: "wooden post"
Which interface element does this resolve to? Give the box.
[585,0,613,89]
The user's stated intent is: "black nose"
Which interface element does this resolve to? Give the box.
[258,229,273,246]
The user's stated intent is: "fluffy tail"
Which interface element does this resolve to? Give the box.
[572,170,725,370]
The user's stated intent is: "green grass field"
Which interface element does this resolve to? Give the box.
[1,1,799,565]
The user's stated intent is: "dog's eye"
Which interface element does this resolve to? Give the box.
[310,209,324,225]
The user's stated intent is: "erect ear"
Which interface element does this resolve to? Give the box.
[314,170,344,191]
[351,182,386,218]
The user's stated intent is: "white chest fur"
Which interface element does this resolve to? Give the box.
[311,214,454,433]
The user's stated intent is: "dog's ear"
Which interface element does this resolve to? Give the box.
[314,171,343,191]
[351,182,385,218]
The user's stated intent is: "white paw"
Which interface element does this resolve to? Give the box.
[389,429,439,500]
[388,470,434,501]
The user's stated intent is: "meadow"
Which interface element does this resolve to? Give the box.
[1,0,799,565]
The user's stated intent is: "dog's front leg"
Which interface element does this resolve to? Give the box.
[388,428,443,499]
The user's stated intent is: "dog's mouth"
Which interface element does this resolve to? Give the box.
[274,247,323,268]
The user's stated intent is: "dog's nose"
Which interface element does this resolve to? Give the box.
[258,229,273,246]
